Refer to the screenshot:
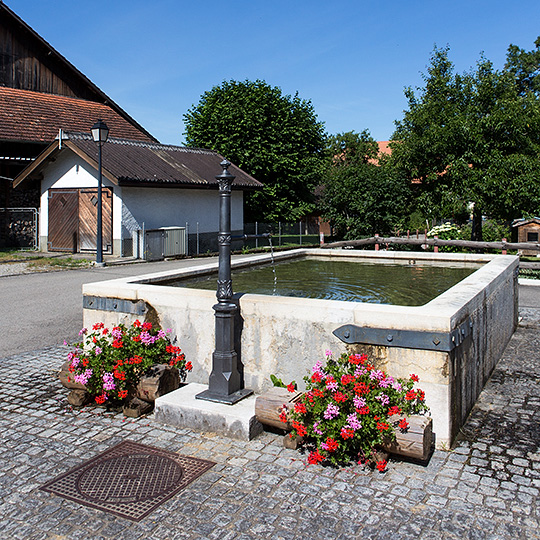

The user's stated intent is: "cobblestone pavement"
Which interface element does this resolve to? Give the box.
[1,313,540,539]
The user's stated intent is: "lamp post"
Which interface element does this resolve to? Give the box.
[91,119,109,266]
[196,160,252,405]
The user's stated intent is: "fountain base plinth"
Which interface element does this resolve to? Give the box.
[155,383,262,440]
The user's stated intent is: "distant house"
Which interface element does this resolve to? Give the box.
[14,132,262,257]
[512,218,540,256]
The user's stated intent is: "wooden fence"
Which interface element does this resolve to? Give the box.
[321,235,540,256]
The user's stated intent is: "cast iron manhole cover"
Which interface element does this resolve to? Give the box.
[40,440,215,521]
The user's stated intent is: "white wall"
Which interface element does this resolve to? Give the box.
[121,186,244,237]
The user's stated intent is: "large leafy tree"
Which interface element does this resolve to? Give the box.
[391,45,540,240]
[183,79,326,222]
[320,131,412,239]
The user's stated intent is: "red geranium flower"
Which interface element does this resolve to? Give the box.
[185,361,193,371]
[334,392,348,403]
[405,390,416,401]
[341,374,355,385]
[112,339,123,349]
[311,372,322,383]
[340,428,354,439]
[118,390,128,399]
[399,418,409,431]
[376,460,387,472]
[376,421,390,432]
[286,382,296,393]
[357,406,370,415]
[354,382,370,395]
[324,437,339,452]
[292,420,307,437]
[416,389,425,401]
[387,406,401,416]
[294,402,307,414]
[308,450,324,464]
[410,374,419,382]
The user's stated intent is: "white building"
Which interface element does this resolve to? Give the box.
[14,131,262,257]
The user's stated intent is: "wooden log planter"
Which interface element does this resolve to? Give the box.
[255,387,433,461]
[58,361,181,417]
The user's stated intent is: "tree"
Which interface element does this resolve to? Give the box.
[505,36,540,96]
[320,131,412,239]
[391,45,540,240]
[183,79,326,222]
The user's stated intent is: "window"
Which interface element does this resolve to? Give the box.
[527,231,539,242]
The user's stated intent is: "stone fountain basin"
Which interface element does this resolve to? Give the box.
[82,248,518,446]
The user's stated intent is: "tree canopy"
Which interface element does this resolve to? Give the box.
[183,79,326,222]
[390,43,540,239]
[319,131,412,239]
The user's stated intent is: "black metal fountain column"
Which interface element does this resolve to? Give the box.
[196,160,253,405]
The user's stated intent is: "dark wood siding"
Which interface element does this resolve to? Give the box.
[0,10,102,100]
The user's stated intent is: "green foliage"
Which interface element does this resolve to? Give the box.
[460,219,511,243]
[183,79,326,222]
[320,131,412,239]
[391,44,540,236]
[505,36,540,96]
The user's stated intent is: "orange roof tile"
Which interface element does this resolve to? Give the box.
[0,87,154,143]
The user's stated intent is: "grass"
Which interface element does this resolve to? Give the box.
[0,249,92,271]
[27,257,92,270]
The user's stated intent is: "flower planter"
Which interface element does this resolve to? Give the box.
[59,362,181,416]
[255,387,433,461]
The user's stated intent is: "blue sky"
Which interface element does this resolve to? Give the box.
[7,0,540,145]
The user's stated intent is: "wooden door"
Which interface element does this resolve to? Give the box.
[79,188,113,253]
[48,189,78,252]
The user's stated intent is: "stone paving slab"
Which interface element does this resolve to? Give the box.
[1,312,540,539]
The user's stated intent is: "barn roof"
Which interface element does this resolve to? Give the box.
[13,131,263,190]
[0,87,155,144]
[0,3,156,142]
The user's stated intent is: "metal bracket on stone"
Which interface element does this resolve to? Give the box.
[83,295,147,315]
[333,319,473,352]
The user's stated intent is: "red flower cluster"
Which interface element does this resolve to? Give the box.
[398,418,409,431]
[292,420,307,437]
[376,460,387,472]
[333,392,348,403]
[294,402,307,414]
[387,406,402,416]
[324,437,339,452]
[308,450,324,464]
[287,383,296,393]
[376,421,390,432]
[340,428,354,440]
[354,382,370,395]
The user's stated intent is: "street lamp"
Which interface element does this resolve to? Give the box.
[91,119,109,266]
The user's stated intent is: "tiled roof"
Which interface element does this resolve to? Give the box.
[0,87,155,143]
[15,131,263,189]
